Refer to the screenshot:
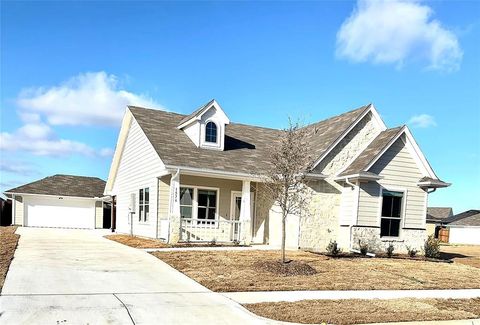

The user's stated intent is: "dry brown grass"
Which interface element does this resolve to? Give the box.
[441,245,480,268]
[0,226,19,292]
[152,250,480,292]
[105,234,170,248]
[245,298,480,325]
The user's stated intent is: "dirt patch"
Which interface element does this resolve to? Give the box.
[152,250,480,292]
[440,245,480,268]
[105,235,169,249]
[245,298,480,325]
[0,226,19,292]
[253,260,317,277]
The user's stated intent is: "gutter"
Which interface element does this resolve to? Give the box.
[165,165,262,181]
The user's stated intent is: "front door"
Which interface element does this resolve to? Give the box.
[230,192,242,241]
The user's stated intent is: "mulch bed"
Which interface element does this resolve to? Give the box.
[0,226,19,292]
[253,260,317,277]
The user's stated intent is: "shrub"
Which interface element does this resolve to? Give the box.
[386,243,394,258]
[326,240,341,256]
[210,238,217,246]
[232,239,240,246]
[358,240,368,256]
[424,235,440,258]
[407,246,417,258]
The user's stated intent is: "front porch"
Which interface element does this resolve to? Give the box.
[159,171,266,245]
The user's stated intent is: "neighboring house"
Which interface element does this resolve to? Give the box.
[105,100,450,253]
[443,210,480,245]
[4,174,109,229]
[426,207,453,237]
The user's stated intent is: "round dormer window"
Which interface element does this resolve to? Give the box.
[205,121,218,143]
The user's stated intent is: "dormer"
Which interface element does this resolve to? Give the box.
[177,99,230,151]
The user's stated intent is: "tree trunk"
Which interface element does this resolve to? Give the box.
[281,212,286,263]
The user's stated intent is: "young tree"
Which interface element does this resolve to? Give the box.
[262,119,312,263]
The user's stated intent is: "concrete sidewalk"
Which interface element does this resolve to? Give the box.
[0,227,276,325]
[223,288,480,304]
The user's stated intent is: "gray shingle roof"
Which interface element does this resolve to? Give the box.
[426,207,453,222]
[445,210,480,226]
[129,104,369,175]
[5,174,106,198]
[339,127,403,177]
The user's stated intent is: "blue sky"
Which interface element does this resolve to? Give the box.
[1,1,479,213]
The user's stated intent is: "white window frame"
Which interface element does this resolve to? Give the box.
[200,119,221,149]
[204,120,218,144]
[179,185,220,227]
[138,187,150,223]
[377,186,407,240]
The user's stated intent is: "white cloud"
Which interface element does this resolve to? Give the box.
[99,147,115,157]
[17,71,163,126]
[0,160,39,176]
[408,114,437,128]
[336,0,462,71]
[0,120,110,157]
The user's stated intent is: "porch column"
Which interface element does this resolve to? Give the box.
[168,169,181,244]
[239,180,252,244]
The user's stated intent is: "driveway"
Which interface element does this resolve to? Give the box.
[0,227,272,324]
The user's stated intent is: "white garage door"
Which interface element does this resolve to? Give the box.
[25,196,95,229]
[449,226,480,245]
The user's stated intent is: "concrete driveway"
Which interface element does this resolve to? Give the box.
[0,227,272,324]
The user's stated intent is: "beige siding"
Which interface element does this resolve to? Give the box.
[358,181,381,226]
[14,196,24,225]
[95,201,103,228]
[339,185,356,225]
[158,175,171,220]
[111,118,165,238]
[179,175,242,220]
[357,136,427,229]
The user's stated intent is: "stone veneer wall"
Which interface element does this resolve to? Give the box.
[298,113,381,252]
[351,226,426,254]
[299,181,341,251]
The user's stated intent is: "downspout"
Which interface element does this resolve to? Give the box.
[12,194,15,226]
[345,177,356,251]
[169,168,180,243]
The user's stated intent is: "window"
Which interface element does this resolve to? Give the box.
[205,121,217,143]
[380,190,403,237]
[179,187,218,223]
[139,188,149,222]
[180,187,194,219]
[197,190,217,221]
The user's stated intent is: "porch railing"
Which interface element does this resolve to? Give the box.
[180,218,242,243]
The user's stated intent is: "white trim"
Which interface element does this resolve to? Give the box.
[378,185,407,239]
[230,191,242,221]
[179,184,221,221]
[177,100,230,130]
[311,104,387,169]
[364,126,438,180]
[4,192,103,201]
[335,173,383,181]
[166,165,261,181]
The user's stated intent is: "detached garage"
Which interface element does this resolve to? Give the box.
[4,174,108,229]
[443,210,480,245]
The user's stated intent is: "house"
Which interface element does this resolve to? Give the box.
[443,210,480,245]
[104,100,450,253]
[4,174,109,229]
[425,207,453,237]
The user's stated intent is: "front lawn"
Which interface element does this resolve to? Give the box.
[152,250,480,292]
[0,226,19,292]
[245,298,480,325]
[105,234,170,248]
